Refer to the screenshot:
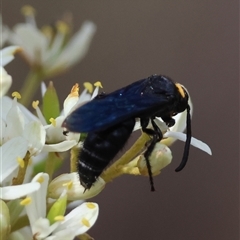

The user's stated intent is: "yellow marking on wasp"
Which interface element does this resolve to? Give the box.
[175,83,185,98]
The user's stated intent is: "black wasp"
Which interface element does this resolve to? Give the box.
[62,75,191,191]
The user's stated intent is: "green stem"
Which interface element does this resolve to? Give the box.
[70,146,79,172]
[101,133,150,182]
[45,152,58,182]
[12,152,30,185]
[19,70,44,107]
[11,215,29,232]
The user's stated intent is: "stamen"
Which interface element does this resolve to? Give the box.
[94,81,103,88]
[56,21,69,35]
[17,157,24,168]
[21,5,36,16]
[69,84,79,97]
[81,217,90,227]
[86,203,96,209]
[54,215,65,221]
[49,118,56,127]
[20,197,32,206]
[32,100,39,109]
[41,25,53,39]
[12,92,21,99]
[62,181,73,190]
[32,100,47,125]
[83,82,93,93]
[37,176,44,183]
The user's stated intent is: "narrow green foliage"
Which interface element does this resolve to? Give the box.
[42,81,60,123]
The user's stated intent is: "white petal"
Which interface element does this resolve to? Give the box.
[78,89,91,103]
[0,182,40,200]
[50,21,96,70]
[43,140,77,152]
[63,95,79,117]
[53,202,99,236]
[25,173,49,228]
[0,67,12,97]
[0,118,7,144]
[45,117,65,143]
[164,131,212,155]
[32,218,59,239]
[0,96,39,124]
[5,98,25,139]
[41,82,47,97]
[23,121,46,155]
[0,136,28,185]
[137,143,172,176]
[0,46,21,66]
[11,23,48,64]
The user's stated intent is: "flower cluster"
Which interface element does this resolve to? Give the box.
[0,5,212,240]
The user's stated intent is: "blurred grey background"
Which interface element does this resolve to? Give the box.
[3,1,239,240]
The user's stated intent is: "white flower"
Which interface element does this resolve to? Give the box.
[137,143,172,176]
[41,82,102,153]
[0,136,28,186]
[21,172,99,240]
[8,6,96,77]
[1,94,46,155]
[0,181,40,200]
[48,172,106,200]
[0,46,21,97]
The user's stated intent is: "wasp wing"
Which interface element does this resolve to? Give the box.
[63,76,176,133]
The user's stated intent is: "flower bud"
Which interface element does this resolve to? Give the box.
[48,173,105,200]
[137,143,172,176]
[0,200,11,240]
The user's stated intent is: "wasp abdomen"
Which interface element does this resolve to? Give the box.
[78,118,135,189]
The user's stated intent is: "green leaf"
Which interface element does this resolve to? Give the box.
[42,81,60,123]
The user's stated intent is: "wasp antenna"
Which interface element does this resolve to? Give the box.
[175,105,192,172]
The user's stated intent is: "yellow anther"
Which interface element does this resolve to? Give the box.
[41,25,54,38]
[94,81,103,88]
[20,197,32,206]
[49,118,56,127]
[86,203,96,209]
[32,100,39,109]
[37,176,44,183]
[54,215,65,222]
[21,5,36,16]
[83,82,93,93]
[175,83,185,98]
[12,92,21,99]
[81,217,90,227]
[17,157,25,168]
[56,21,69,34]
[62,181,73,190]
[70,84,79,97]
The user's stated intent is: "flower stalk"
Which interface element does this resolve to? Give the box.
[12,151,31,185]
[101,132,150,182]
[70,146,79,172]
[19,69,45,106]
[45,152,61,182]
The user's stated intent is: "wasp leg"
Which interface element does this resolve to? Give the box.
[140,118,163,192]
